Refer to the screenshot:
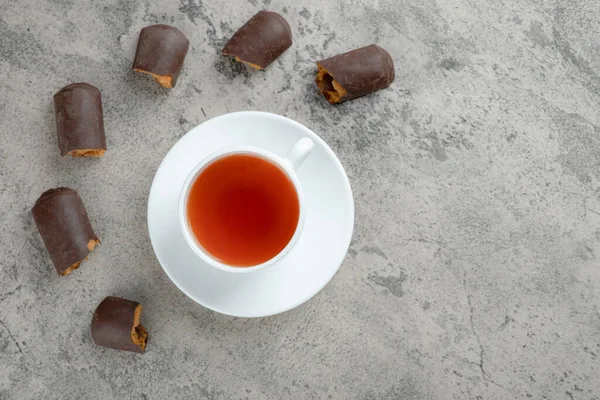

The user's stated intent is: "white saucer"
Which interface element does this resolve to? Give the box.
[147,112,354,317]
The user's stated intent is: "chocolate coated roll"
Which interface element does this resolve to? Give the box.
[31,188,99,276]
[316,44,395,104]
[91,296,148,353]
[132,24,189,88]
[54,83,106,157]
[222,11,292,69]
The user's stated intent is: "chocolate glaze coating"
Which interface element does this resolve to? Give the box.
[316,44,395,104]
[132,24,189,88]
[222,11,292,69]
[91,296,148,353]
[31,188,99,276]
[53,83,106,157]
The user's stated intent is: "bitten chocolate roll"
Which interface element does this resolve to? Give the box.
[222,11,292,69]
[132,24,189,88]
[91,296,148,353]
[32,188,99,276]
[54,83,106,157]
[316,44,395,104]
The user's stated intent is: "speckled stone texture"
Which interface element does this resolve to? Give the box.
[1,0,599,399]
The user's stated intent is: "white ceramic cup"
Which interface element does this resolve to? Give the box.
[178,137,315,273]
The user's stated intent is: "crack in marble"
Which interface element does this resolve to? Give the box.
[463,271,508,393]
[0,319,23,355]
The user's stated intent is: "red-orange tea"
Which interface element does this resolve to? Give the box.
[186,154,300,267]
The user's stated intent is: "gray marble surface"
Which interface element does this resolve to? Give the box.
[1,0,599,399]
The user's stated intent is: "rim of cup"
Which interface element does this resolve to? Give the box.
[178,146,307,273]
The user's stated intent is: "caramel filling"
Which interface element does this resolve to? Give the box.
[67,149,105,158]
[61,261,81,276]
[61,239,100,276]
[87,239,99,252]
[133,69,173,88]
[131,305,148,351]
[235,56,263,70]
[316,63,347,104]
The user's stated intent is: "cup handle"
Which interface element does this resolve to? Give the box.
[282,137,315,170]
